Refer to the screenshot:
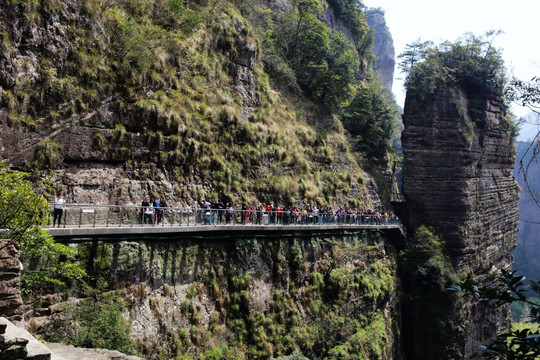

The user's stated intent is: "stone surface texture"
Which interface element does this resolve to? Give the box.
[365,9,395,90]
[0,240,23,321]
[401,76,520,358]
[0,0,380,210]
[0,316,51,360]
[47,343,141,360]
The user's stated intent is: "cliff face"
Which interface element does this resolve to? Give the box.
[365,9,395,90]
[39,232,401,359]
[0,0,381,209]
[401,76,519,358]
[0,240,23,321]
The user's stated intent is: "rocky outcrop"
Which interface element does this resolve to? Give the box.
[0,317,51,360]
[401,76,519,358]
[365,9,395,90]
[0,240,23,321]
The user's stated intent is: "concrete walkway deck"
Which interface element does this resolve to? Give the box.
[47,224,404,240]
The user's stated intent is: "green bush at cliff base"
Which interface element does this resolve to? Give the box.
[0,161,86,293]
[43,292,138,355]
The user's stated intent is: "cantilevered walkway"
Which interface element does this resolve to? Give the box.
[47,204,405,241]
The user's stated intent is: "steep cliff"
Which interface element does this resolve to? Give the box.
[39,231,401,359]
[401,75,519,358]
[0,0,390,210]
[365,8,395,90]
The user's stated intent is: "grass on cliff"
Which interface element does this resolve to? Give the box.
[1,0,397,209]
[128,237,397,359]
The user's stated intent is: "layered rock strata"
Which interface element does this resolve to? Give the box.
[401,76,519,358]
[0,317,51,360]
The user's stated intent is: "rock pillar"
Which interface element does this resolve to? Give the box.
[401,76,520,358]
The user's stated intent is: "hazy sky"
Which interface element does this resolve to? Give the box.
[363,0,540,117]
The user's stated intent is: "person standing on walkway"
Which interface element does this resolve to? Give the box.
[53,194,66,227]
[153,198,162,225]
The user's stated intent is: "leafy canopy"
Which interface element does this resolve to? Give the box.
[340,79,398,164]
[265,0,370,108]
[399,31,507,96]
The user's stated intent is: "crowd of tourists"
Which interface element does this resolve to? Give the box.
[199,200,398,226]
[50,194,398,227]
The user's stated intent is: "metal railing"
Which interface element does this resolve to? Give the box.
[48,204,402,229]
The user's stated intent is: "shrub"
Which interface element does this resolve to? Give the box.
[43,293,138,355]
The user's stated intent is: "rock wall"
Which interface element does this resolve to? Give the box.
[0,0,381,211]
[46,230,402,359]
[401,76,519,358]
[0,240,23,321]
[365,9,395,90]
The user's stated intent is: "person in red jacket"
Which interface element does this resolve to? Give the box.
[276,206,283,224]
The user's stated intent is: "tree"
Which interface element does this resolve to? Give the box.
[397,39,433,74]
[399,32,507,99]
[340,79,398,163]
[269,0,365,108]
[0,162,85,292]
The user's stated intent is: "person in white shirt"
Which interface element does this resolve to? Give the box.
[53,194,66,227]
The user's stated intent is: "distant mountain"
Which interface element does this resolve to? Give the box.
[517,112,540,143]
[513,140,540,286]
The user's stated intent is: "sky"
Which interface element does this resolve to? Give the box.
[363,0,540,119]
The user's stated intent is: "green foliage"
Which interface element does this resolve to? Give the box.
[0,162,85,292]
[450,270,540,359]
[43,292,138,355]
[3,0,386,208]
[399,225,461,359]
[400,31,507,100]
[262,0,366,108]
[341,79,399,163]
[272,351,309,360]
[401,226,457,291]
[327,0,370,46]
